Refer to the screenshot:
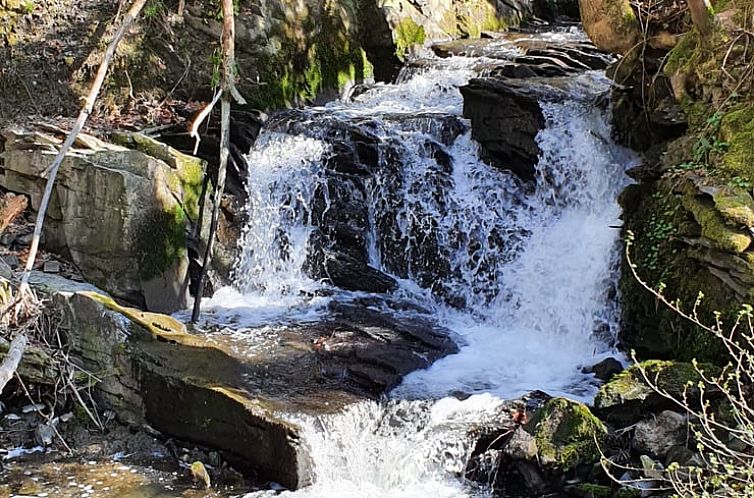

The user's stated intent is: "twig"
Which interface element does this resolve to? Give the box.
[189,89,222,155]
[14,373,72,454]
[19,0,149,293]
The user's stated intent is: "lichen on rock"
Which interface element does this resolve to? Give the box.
[525,397,607,472]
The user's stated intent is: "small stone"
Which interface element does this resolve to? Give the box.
[0,258,12,279]
[583,357,624,382]
[43,260,61,273]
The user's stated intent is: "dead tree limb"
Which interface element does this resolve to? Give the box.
[0,334,27,395]
[20,0,149,292]
[687,0,714,38]
[191,0,246,323]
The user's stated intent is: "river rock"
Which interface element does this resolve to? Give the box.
[632,410,688,459]
[460,78,545,181]
[583,357,624,381]
[0,128,206,313]
[41,275,457,489]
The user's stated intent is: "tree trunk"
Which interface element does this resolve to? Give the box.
[191,0,245,322]
[20,0,149,291]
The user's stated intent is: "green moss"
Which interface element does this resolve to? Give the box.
[525,398,606,472]
[134,205,187,281]
[664,29,700,80]
[613,487,642,498]
[712,187,754,226]
[683,195,752,252]
[719,104,754,182]
[394,18,425,61]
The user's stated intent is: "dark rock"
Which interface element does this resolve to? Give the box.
[583,357,623,381]
[42,260,60,274]
[460,77,546,181]
[2,254,20,269]
[323,254,397,294]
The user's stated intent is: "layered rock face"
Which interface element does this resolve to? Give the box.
[0,129,204,312]
[578,0,754,362]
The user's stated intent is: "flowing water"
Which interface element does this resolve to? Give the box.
[195,30,637,497]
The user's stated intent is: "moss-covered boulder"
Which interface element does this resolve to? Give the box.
[578,0,641,54]
[594,360,718,424]
[525,397,607,472]
[0,128,205,312]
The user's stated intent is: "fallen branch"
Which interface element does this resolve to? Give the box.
[0,334,28,395]
[20,0,149,292]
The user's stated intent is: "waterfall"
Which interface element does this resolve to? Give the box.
[197,31,636,497]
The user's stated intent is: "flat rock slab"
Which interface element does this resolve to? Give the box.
[47,280,457,490]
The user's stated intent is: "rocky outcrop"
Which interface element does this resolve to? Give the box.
[0,128,205,312]
[454,33,613,181]
[594,360,718,424]
[38,275,456,489]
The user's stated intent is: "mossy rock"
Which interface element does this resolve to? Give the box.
[709,185,754,227]
[719,104,754,182]
[394,17,425,60]
[525,398,607,472]
[682,195,751,253]
[594,360,719,424]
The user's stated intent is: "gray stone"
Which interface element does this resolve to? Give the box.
[504,426,539,460]
[0,258,12,280]
[633,410,688,459]
[42,260,60,273]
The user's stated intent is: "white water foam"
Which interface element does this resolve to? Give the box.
[245,395,504,498]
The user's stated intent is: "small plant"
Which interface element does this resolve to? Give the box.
[144,0,164,19]
[642,192,679,273]
[21,0,34,14]
[209,48,222,89]
[728,175,752,190]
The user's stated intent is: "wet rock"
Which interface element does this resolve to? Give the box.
[460,77,545,181]
[632,410,687,459]
[583,357,623,382]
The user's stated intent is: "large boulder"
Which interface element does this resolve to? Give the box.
[0,129,205,312]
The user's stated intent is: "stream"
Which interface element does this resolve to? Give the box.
[189,27,638,498]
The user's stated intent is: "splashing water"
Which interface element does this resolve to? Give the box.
[198,37,635,497]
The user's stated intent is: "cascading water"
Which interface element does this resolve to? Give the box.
[197,30,637,497]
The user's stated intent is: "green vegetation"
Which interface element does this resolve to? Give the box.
[394,18,425,61]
